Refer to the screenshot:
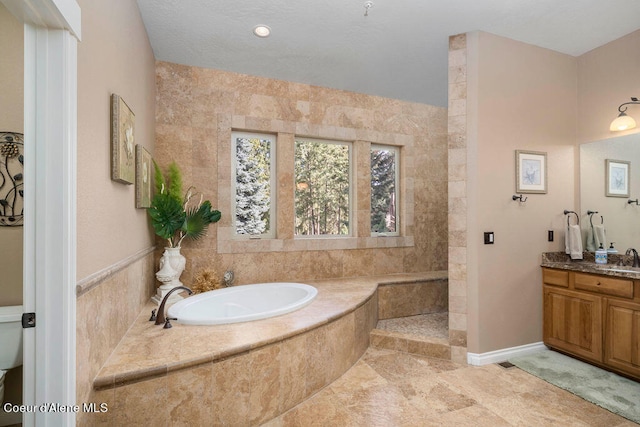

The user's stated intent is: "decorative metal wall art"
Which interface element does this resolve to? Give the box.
[0,131,24,226]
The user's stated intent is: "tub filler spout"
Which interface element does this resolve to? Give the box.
[155,286,193,326]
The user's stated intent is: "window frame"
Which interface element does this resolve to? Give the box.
[294,137,353,238]
[370,144,400,237]
[231,131,277,239]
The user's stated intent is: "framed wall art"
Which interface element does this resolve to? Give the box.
[111,94,135,184]
[605,159,630,197]
[515,150,547,194]
[135,145,152,208]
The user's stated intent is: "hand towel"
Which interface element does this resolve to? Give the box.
[593,224,606,250]
[565,224,583,260]
[586,227,597,252]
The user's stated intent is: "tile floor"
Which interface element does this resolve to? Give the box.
[265,347,637,426]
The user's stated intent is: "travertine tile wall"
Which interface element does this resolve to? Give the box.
[154,61,448,286]
[378,279,448,319]
[75,250,156,411]
[448,34,469,363]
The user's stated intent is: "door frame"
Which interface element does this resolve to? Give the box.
[0,0,80,425]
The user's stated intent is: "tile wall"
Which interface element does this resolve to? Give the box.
[154,61,448,286]
[447,34,469,363]
[75,249,156,412]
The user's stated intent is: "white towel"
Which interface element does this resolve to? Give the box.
[586,227,596,252]
[593,224,606,250]
[565,224,583,260]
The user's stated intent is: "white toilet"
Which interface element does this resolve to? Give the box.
[0,305,23,403]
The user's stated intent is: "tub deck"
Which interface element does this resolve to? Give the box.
[94,272,445,389]
[87,272,447,426]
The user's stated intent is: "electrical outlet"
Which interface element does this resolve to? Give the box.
[548,230,554,242]
[484,232,494,245]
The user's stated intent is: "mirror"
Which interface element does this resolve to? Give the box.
[580,133,640,252]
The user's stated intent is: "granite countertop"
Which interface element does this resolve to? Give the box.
[93,271,448,390]
[542,252,640,279]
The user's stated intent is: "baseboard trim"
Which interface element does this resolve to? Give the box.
[467,342,547,366]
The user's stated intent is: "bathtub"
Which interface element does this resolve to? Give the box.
[167,282,318,325]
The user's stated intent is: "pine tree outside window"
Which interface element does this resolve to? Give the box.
[371,144,399,236]
[294,138,351,236]
[232,132,276,238]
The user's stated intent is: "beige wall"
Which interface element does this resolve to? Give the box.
[578,30,640,144]
[466,32,577,353]
[75,0,156,408]
[0,3,23,307]
[76,0,156,281]
[154,62,448,286]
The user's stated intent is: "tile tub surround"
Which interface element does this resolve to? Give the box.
[153,60,449,288]
[82,274,444,425]
[377,278,448,320]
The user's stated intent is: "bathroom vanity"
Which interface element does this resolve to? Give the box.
[541,254,640,381]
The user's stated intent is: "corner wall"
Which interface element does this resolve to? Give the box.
[75,0,156,412]
[458,31,577,356]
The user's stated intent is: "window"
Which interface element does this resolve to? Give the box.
[232,132,276,238]
[294,138,351,236]
[371,144,399,236]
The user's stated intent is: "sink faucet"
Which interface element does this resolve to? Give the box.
[154,286,193,326]
[625,248,640,267]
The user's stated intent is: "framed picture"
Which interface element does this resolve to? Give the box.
[111,94,135,184]
[605,159,630,197]
[135,145,152,208]
[515,150,547,194]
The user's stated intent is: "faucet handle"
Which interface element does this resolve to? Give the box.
[149,309,157,322]
[164,317,177,329]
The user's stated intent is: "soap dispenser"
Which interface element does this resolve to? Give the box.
[607,242,618,255]
[595,243,607,265]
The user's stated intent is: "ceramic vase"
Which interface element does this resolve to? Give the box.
[152,247,186,304]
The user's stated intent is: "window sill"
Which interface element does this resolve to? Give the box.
[217,235,414,254]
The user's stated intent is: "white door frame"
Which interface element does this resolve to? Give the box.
[1,1,80,426]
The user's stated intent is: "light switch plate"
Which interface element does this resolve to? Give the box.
[484,232,494,245]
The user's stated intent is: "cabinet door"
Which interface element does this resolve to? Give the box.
[604,298,640,379]
[543,286,602,362]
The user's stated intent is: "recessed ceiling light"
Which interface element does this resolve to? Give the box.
[253,25,271,38]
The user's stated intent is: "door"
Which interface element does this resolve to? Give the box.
[604,298,640,378]
[543,285,603,363]
[1,0,81,426]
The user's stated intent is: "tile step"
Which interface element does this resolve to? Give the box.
[370,328,451,360]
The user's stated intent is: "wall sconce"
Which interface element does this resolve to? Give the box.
[610,97,639,131]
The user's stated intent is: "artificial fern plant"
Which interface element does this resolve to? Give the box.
[148,161,221,248]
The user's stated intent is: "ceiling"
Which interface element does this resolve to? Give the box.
[136,0,640,107]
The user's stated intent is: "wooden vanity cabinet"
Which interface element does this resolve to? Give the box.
[543,272,602,363]
[604,298,640,378]
[542,268,640,380]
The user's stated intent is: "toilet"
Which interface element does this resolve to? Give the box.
[0,305,23,403]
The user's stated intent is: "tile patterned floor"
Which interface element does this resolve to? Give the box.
[265,347,637,426]
[376,313,449,340]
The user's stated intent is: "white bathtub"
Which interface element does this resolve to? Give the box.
[167,282,318,325]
